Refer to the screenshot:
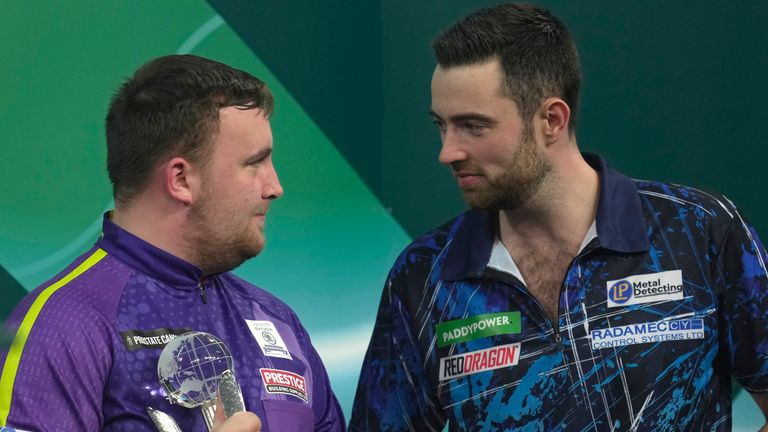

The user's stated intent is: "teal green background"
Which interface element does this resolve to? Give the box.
[2,0,765,427]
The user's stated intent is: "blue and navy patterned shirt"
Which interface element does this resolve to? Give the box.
[350,154,768,431]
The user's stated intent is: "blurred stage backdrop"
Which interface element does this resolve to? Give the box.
[1,1,766,428]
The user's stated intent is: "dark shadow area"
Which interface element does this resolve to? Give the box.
[1,265,26,321]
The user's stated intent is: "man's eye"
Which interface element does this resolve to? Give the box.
[462,122,485,133]
[247,156,268,166]
[431,120,446,132]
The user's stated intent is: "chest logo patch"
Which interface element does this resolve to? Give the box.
[119,327,192,351]
[259,368,308,403]
[436,312,521,347]
[607,270,684,308]
[245,320,293,360]
[591,318,704,349]
[438,342,520,381]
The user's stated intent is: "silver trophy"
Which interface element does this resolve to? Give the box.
[147,331,245,431]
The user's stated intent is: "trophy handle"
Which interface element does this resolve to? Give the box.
[200,369,246,430]
[219,370,246,417]
[145,401,218,432]
[146,406,183,432]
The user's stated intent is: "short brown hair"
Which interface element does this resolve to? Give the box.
[105,54,274,205]
[433,3,582,131]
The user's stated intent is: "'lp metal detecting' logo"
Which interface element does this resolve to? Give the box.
[607,270,684,308]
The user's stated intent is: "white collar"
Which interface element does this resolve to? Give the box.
[487,220,598,282]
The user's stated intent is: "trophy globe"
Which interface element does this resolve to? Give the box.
[157,331,234,408]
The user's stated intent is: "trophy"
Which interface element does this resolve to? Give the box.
[147,331,245,431]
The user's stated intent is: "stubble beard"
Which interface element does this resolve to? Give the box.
[187,186,265,275]
[463,126,552,211]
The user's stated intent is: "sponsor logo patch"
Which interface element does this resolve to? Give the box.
[245,319,292,360]
[436,312,521,347]
[438,343,520,381]
[590,318,704,350]
[119,327,192,351]
[607,270,684,307]
[259,368,308,402]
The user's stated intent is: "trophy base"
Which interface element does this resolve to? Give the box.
[201,400,217,431]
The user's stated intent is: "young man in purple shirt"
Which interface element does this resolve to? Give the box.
[0,55,345,432]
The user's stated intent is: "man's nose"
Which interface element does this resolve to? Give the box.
[263,166,284,200]
[438,132,468,166]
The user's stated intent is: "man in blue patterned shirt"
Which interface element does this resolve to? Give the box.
[351,3,768,431]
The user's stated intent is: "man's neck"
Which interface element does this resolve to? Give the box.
[498,151,599,254]
[111,199,195,266]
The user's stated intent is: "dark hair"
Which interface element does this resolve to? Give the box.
[432,3,581,131]
[105,54,274,205]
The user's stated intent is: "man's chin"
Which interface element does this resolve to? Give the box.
[244,237,265,259]
[462,189,492,209]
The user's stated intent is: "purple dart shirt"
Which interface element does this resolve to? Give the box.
[0,215,344,431]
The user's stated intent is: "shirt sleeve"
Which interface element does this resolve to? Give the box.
[715,207,768,392]
[305,331,346,431]
[349,274,446,432]
[0,295,114,431]
[284,310,345,432]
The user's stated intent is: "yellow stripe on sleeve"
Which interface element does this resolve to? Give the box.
[0,248,108,426]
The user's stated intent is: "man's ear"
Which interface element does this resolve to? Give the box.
[538,97,571,145]
[163,157,196,205]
